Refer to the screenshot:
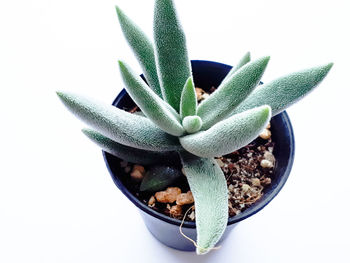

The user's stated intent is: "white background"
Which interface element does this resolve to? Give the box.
[1,0,349,262]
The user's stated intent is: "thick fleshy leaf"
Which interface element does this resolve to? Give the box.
[231,63,334,116]
[197,56,270,130]
[56,91,180,151]
[116,6,162,97]
[118,61,185,136]
[82,128,175,165]
[180,105,271,157]
[180,152,228,255]
[180,77,197,119]
[182,116,202,134]
[140,165,182,192]
[221,51,251,83]
[154,0,192,111]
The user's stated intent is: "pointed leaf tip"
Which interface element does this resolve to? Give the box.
[180,153,228,254]
[57,92,180,151]
[118,61,185,136]
[116,5,162,97]
[231,62,334,116]
[198,56,270,130]
[154,0,192,111]
[180,77,197,119]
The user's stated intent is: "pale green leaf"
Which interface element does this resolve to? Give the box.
[116,6,162,97]
[197,56,270,130]
[222,51,251,83]
[82,128,176,165]
[56,91,180,151]
[154,0,192,111]
[180,105,271,157]
[118,61,185,136]
[180,152,228,255]
[180,77,197,119]
[231,63,334,116]
[140,165,182,192]
[182,115,202,134]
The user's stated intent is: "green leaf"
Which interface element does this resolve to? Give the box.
[222,51,251,83]
[180,152,228,255]
[154,0,192,111]
[56,91,180,151]
[182,115,202,134]
[118,61,185,136]
[231,63,334,116]
[180,77,197,119]
[116,6,162,97]
[82,128,176,165]
[180,105,271,158]
[197,56,270,130]
[140,165,182,192]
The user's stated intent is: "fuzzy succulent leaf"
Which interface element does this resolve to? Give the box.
[197,56,270,130]
[182,116,202,134]
[222,51,251,83]
[116,6,162,97]
[180,105,271,158]
[154,0,192,111]
[56,91,180,151]
[118,61,185,136]
[180,152,228,255]
[82,128,176,165]
[231,63,334,116]
[180,77,197,119]
[140,165,182,192]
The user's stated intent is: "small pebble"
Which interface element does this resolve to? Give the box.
[195,88,204,98]
[188,211,195,220]
[130,165,145,182]
[216,159,225,168]
[155,187,181,203]
[242,184,250,192]
[259,128,271,140]
[264,151,275,163]
[148,196,155,207]
[261,177,272,185]
[251,178,261,186]
[170,205,183,217]
[260,159,274,168]
[201,93,210,100]
[176,191,194,205]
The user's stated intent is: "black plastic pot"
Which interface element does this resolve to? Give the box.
[103,60,295,252]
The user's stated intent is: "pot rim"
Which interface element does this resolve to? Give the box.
[103,60,295,229]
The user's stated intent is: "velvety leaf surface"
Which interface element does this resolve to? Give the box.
[140,165,182,192]
[180,152,228,255]
[231,63,334,116]
[154,0,192,111]
[180,105,271,157]
[222,51,251,83]
[82,129,175,165]
[118,61,185,136]
[197,56,270,130]
[182,115,202,134]
[116,6,162,97]
[56,91,180,151]
[180,77,197,119]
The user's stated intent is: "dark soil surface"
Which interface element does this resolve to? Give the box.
[118,87,275,222]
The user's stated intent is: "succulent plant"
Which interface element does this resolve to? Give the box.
[57,0,333,255]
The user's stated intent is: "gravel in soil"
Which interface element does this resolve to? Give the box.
[120,86,275,222]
